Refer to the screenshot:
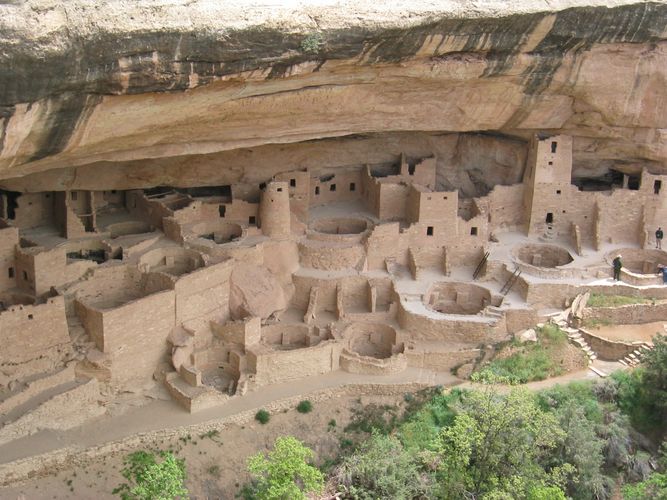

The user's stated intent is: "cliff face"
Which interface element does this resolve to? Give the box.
[0,0,665,189]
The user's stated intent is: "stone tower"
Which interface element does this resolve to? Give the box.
[259,181,291,238]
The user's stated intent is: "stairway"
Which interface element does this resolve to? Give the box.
[618,342,654,367]
[551,315,598,364]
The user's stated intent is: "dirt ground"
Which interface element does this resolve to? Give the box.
[587,321,666,343]
[0,393,408,500]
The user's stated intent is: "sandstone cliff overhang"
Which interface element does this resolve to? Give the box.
[0,0,665,183]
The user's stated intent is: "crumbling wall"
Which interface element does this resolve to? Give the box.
[0,224,18,293]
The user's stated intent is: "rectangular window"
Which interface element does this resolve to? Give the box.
[70,191,78,201]
[655,180,662,195]
[556,190,561,194]
[546,213,554,224]
[330,184,336,192]
[249,216,256,225]
[470,227,478,236]
[219,205,226,218]
[349,183,356,192]
[551,141,557,153]
[427,226,434,236]
[8,267,14,278]
[290,179,296,187]
[28,314,33,320]
[548,161,553,166]
[277,188,283,192]
[315,186,320,195]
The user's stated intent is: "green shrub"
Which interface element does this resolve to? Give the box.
[246,436,324,500]
[333,433,433,499]
[255,409,270,424]
[112,450,188,500]
[296,400,313,413]
[300,33,323,53]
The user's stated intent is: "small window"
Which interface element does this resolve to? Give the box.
[654,180,662,195]
[28,314,33,320]
[443,196,448,200]
[556,190,561,194]
[8,267,14,278]
[349,183,356,192]
[470,227,478,236]
[330,184,336,192]
[427,226,434,236]
[408,164,416,176]
[628,175,640,190]
[70,191,78,201]
[290,179,296,187]
[259,182,266,190]
[427,196,432,201]
[277,188,283,192]
[111,190,117,194]
[562,210,566,213]
[249,216,256,225]
[22,270,28,281]
[546,212,554,224]
[315,186,320,195]
[551,141,557,153]
[45,194,50,198]
[219,205,226,218]
[548,161,553,166]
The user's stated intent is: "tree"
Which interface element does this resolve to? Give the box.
[622,472,667,499]
[112,450,188,500]
[246,436,324,500]
[334,432,433,499]
[435,388,566,499]
[642,334,667,423]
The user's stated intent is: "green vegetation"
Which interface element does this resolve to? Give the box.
[300,33,323,53]
[296,400,313,413]
[255,409,270,424]
[112,450,188,500]
[471,324,576,384]
[587,293,652,308]
[245,436,324,500]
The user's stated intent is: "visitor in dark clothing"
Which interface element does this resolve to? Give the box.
[656,227,663,249]
[613,255,622,281]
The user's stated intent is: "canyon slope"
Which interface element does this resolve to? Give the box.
[0,0,666,191]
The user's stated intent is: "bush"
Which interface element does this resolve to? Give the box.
[296,400,313,413]
[471,325,573,384]
[246,436,324,500]
[333,433,433,499]
[112,450,188,500]
[255,409,270,424]
[300,33,323,53]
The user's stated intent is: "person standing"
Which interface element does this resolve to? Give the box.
[656,227,663,249]
[613,254,623,281]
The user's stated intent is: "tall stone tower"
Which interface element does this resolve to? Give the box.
[523,134,573,236]
[259,181,291,238]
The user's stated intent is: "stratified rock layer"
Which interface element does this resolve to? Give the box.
[0,0,665,187]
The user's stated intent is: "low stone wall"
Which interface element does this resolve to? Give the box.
[583,302,667,325]
[298,240,365,270]
[339,350,407,374]
[579,328,638,361]
[404,347,480,372]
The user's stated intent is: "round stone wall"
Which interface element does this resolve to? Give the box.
[191,221,244,244]
[514,243,574,268]
[343,322,398,359]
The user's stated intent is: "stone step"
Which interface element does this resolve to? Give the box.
[589,365,607,378]
[619,359,629,366]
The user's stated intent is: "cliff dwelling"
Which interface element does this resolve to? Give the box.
[0,0,666,494]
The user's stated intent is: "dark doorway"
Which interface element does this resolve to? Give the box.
[551,141,557,153]
[546,213,554,224]
[628,175,640,190]
[655,180,662,195]
[427,226,434,236]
